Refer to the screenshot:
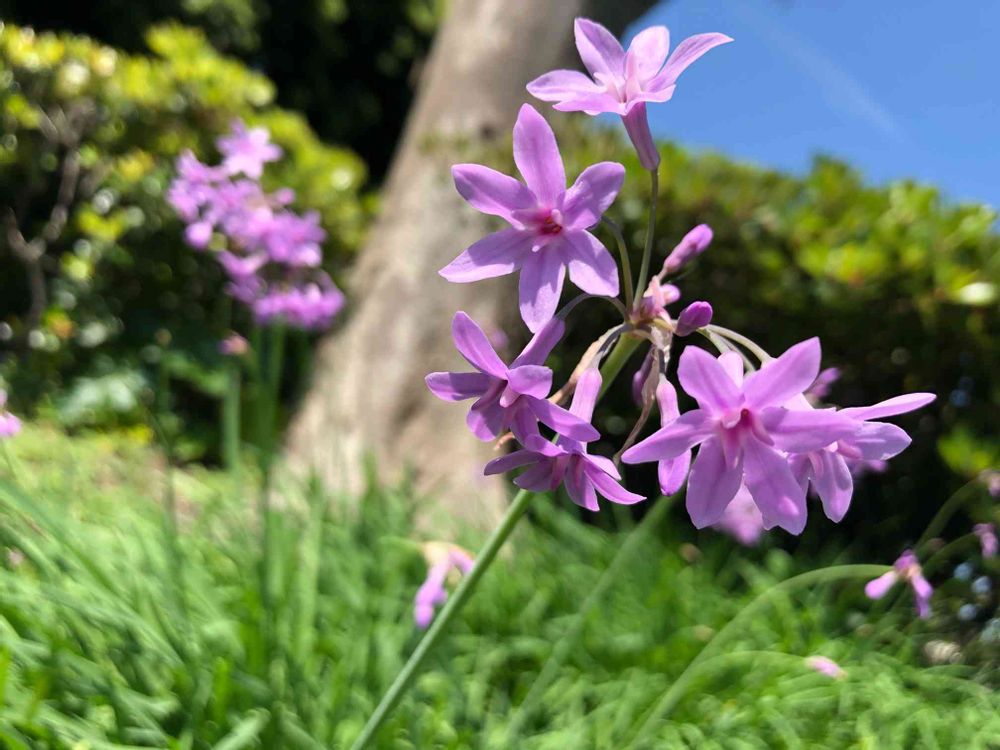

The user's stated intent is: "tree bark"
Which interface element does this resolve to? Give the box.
[286,0,655,528]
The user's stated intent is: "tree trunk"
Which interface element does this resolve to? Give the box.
[286,0,655,529]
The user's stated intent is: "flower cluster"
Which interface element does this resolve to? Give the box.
[414,543,475,628]
[428,17,935,538]
[0,390,21,439]
[866,550,933,618]
[168,121,344,331]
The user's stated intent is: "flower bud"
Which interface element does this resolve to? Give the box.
[662,224,713,274]
[674,301,713,336]
[219,333,249,357]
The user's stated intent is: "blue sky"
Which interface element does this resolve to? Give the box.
[624,1,999,207]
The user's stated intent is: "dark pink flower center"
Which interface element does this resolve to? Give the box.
[539,213,563,235]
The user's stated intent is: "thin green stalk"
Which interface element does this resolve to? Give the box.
[633,167,659,305]
[598,335,641,398]
[705,324,774,363]
[350,488,536,750]
[916,478,980,548]
[505,493,677,742]
[602,217,635,312]
[625,564,889,748]
[222,359,242,477]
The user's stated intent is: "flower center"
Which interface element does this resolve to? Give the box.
[539,212,563,235]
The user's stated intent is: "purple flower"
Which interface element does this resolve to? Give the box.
[674,301,713,336]
[484,369,645,511]
[654,381,690,495]
[251,275,345,331]
[711,485,765,546]
[426,313,598,443]
[635,277,681,322]
[662,224,714,275]
[865,550,933,619]
[219,333,249,357]
[527,20,732,169]
[622,340,856,534]
[218,120,282,179]
[0,390,21,439]
[440,104,624,332]
[414,544,475,629]
[805,656,845,679]
[974,523,997,559]
[787,392,935,523]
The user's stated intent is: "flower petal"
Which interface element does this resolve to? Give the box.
[506,365,552,399]
[839,393,936,421]
[574,18,625,78]
[658,450,691,496]
[718,350,744,386]
[760,406,857,453]
[569,368,603,423]
[451,312,507,377]
[527,69,603,101]
[742,438,808,534]
[625,25,670,82]
[425,371,493,402]
[451,164,536,221]
[812,450,854,522]
[864,571,898,600]
[560,162,625,228]
[656,380,681,425]
[677,345,743,413]
[439,228,533,282]
[649,32,733,90]
[512,318,565,368]
[513,104,566,206]
[743,337,821,409]
[585,453,620,481]
[686,437,744,527]
[514,460,559,492]
[565,458,600,511]
[622,409,714,464]
[518,249,567,332]
[563,230,620,297]
[552,93,625,115]
[527,396,599,443]
[466,401,505,441]
[845,421,912,461]
[587,464,646,505]
[484,449,541,476]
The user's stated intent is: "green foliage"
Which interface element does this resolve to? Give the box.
[0,23,367,453]
[0,425,995,748]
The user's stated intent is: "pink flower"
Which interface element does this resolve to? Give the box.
[654,381,690,495]
[527,20,731,169]
[622,340,856,534]
[484,369,645,511]
[974,523,997,559]
[0,391,21,439]
[865,550,933,619]
[426,313,598,444]
[674,301,713,337]
[414,544,475,629]
[218,120,282,179]
[440,104,624,332]
[662,224,714,275]
[711,485,765,546]
[219,333,249,357]
[635,277,681,321]
[787,392,935,523]
[805,656,845,679]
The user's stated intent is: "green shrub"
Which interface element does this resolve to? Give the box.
[0,23,367,455]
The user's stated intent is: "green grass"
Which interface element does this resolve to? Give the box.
[0,424,996,749]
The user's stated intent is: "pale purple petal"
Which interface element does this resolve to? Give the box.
[514,461,560,492]
[508,399,542,444]
[563,230,619,297]
[425,371,492,402]
[864,571,898,600]
[742,438,808,534]
[574,18,625,78]
[451,312,507,377]
[512,318,565,368]
[624,25,670,82]
[587,465,646,505]
[622,409,714,464]
[812,450,854,522]
[761,406,857,453]
[625,85,678,108]
[912,574,933,618]
[712,485,766,546]
[674,301,713,337]
[513,104,566,206]
[527,69,603,101]
[805,656,845,679]
[839,393,936,421]
[585,453,621,481]
[552,93,625,115]
[622,103,659,170]
[686,437,744,528]
[451,164,536,221]
[656,380,681,425]
[439,228,533,283]
[743,337,821,410]
[658,449,691,496]
[527,397,599,442]
[718,351,745,386]
[649,32,734,90]
[518,250,567,332]
[466,401,505,441]
[846,421,913,461]
[484,449,542,476]
[569,368,603,423]
[677,345,742,413]
[565,459,599,511]
[506,365,552,400]
[560,162,625,228]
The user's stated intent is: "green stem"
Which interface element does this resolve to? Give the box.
[625,564,889,748]
[705,324,773,363]
[505,493,677,742]
[602,217,634,312]
[222,360,242,477]
[350,488,536,750]
[633,168,659,305]
[598,335,641,399]
[916,478,980,548]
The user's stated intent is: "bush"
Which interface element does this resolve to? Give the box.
[0,23,367,456]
